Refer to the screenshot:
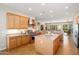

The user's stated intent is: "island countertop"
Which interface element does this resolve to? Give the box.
[35,33,61,41]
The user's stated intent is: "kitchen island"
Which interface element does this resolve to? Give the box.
[35,33,63,55]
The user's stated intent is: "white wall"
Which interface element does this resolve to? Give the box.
[0,5,7,50]
[0,5,29,51]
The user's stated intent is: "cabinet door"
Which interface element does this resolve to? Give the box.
[26,35,30,43]
[14,15,20,29]
[20,16,29,29]
[16,36,22,46]
[7,13,15,29]
[21,35,27,44]
[21,35,30,44]
[9,37,17,49]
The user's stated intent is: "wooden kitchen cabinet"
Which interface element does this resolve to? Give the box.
[7,13,15,29]
[14,15,20,29]
[16,36,22,46]
[26,35,31,43]
[20,16,29,29]
[7,13,29,29]
[8,37,17,49]
[21,35,30,45]
[7,35,31,51]
[21,35,27,44]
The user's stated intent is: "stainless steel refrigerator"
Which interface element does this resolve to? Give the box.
[73,23,79,48]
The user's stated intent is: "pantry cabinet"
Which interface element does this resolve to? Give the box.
[7,13,15,29]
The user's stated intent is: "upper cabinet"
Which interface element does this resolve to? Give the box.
[20,16,29,29]
[14,15,20,29]
[7,13,29,29]
[7,13,15,29]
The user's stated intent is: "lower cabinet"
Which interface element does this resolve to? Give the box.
[7,35,31,50]
[8,37,17,49]
[21,35,27,44]
[16,36,22,46]
[26,35,31,43]
[21,35,30,45]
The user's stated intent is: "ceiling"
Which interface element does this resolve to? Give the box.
[1,3,79,22]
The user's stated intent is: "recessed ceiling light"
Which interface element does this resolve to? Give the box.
[28,8,32,11]
[41,3,45,6]
[65,6,69,9]
[49,10,53,13]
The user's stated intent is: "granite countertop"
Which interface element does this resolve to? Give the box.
[35,33,60,41]
[7,33,29,37]
[45,34,60,41]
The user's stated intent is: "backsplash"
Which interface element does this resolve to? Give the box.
[7,29,27,34]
